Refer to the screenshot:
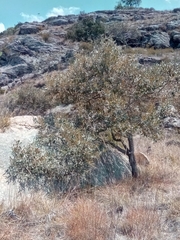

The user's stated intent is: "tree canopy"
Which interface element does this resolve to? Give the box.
[50,38,179,177]
[115,0,141,9]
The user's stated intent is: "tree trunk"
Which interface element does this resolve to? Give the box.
[127,134,138,178]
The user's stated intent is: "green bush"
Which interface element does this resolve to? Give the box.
[66,16,105,42]
[6,115,99,193]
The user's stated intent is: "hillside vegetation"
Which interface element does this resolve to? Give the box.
[0,6,180,240]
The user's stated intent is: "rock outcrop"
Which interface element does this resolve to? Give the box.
[0,8,180,88]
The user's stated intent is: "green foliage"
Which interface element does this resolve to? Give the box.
[66,16,105,42]
[6,115,100,193]
[115,0,141,9]
[53,38,179,140]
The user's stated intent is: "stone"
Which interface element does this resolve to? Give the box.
[81,149,131,188]
[164,117,180,129]
[139,56,163,65]
[167,20,180,30]
[141,32,170,49]
[18,23,43,35]
[170,31,180,48]
[1,64,34,79]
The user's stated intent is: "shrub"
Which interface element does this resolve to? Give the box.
[66,15,105,42]
[6,115,100,193]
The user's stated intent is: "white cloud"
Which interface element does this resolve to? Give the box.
[165,0,179,3]
[0,23,5,33]
[20,12,44,22]
[46,6,80,18]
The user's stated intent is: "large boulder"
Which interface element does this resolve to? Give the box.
[141,31,170,49]
[170,31,180,48]
[43,15,78,26]
[86,149,131,187]
[18,23,44,35]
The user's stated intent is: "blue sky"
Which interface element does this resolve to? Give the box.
[0,0,180,32]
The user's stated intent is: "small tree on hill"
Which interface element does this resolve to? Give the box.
[115,0,141,9]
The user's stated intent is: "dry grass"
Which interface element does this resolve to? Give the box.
[4,83,52,115]
[120,206,161,239]
[64,198,110,240]
[0,132,180,239]
[0,114,10,131]
[0,97,10,131]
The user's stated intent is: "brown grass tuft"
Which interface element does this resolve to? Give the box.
[64,198,110,240]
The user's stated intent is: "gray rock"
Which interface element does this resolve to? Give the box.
[0,52,25,67]
[170,31,180,48]
[139,56,163,65]
[142,32,170,48]
[140,24,161,31]
[167,20,180,30]
[86,149,131,187]
[164,117,180,129]
[0,73,11,86]
[18,23,43,35]
[43,15,78,26]
[1,64,34,79]
[109,14,129,22]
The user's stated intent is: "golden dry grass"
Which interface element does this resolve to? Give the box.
[0,132,180,239]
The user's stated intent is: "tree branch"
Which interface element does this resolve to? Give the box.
[106,141,127,155]
[111,130,129,153]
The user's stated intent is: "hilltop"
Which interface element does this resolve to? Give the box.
[0,7,180,89]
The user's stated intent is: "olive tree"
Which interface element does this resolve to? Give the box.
[52,38,179,178]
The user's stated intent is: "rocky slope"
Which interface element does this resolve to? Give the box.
[1,7,180,89]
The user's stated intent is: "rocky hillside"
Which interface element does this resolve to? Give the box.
[1,7,180,89]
